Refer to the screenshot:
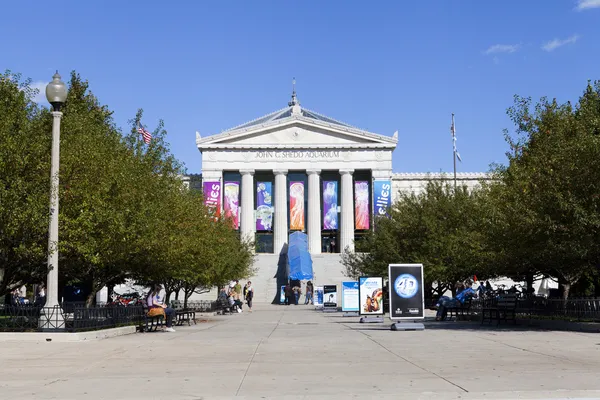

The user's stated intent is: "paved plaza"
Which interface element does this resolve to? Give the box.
[2,305,600,399]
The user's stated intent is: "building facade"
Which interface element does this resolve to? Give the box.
[195,91,486,255]
[193,91,487,301]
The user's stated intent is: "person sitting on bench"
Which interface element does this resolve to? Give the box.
[228,288,243,312]
[435,280,477,321]
[147,284,176,332]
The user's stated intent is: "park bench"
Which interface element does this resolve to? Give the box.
[481,293,518,325]
[214,297,233,315]
[447,298,473,321]
[171,300,196,326]
[141,304,164,332]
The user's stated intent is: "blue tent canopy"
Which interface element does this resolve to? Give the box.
[287,232,313,281]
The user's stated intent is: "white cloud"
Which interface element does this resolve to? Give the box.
[483,44,520,55]
[29,81,47,104]
[541,35,580,52]
[575,0,600,10]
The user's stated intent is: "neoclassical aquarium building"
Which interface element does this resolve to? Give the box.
[191,90,486,302]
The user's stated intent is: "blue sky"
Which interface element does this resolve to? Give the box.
[2,0,599,174]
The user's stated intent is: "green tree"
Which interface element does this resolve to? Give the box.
[0,72,50,296]
[343,180,488,299]
[497,83,600,298]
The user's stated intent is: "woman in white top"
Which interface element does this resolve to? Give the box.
[245,281,254,312]
[147,284,176,332]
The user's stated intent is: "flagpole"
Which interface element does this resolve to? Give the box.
[452,113,457,189]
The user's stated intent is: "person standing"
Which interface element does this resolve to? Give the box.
[293,286,300,305]
[245,281,254,312]
[304,281,313,305]
[35,283,46,307]
[284,283,292,305]
[234,280,242,296]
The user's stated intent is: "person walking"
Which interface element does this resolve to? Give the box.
[293,285,300,305]
[245,281,254,312]
[284,283,292,305]
[304,281,313,305]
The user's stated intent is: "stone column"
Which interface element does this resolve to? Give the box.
[307,169,322,254]
[240,169,255,243]
[273,169,288,255]
[339,169,355,253]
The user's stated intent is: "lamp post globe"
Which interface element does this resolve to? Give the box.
[45,71,67,111]
[41,71,67,330]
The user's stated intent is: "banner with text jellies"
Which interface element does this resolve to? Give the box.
[373,180,392,218]
[354,181,370,229]
[322,181,338,230]
[256,182,273,231]
[203,181,221,217]
[289,181,305,230]
[223,181,240,229]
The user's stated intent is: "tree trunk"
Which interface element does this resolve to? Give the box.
[561,282,571,300]
[175,290,179,300]
[165,290,173,305]
[526,273,534,297]
[107,285,114,303]
[85,290,96,308]
[184,290,190,309]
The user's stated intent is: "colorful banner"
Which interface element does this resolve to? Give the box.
[322,181,338,230]
[354,181,370,229]
[203,181,221,217]
[223,181,240,229]
[373,180,392,217]
[256,182,273,231]
[388,264,424,320]
[342,281,359,312]
[289,181,305,230]
[359,276,384,316]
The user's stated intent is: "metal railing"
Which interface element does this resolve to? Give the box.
[0,303,145,333]
[171,300,215,312]
[468,296,600,321]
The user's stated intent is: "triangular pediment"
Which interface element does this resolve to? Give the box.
[196,105,397,151]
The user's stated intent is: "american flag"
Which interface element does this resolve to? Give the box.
[137,123,152,144]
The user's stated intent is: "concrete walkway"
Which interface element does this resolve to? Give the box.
[2,304,600,399]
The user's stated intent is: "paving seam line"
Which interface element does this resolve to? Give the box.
[235,310,285,396]
[341,322,469,393]
[474,334,595,366]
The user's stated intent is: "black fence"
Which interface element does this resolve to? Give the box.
[171,300,215,312]
[468,297,600,321]
[1,299,221,333]
[0,303,144,333]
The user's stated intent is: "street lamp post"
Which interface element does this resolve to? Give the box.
[41,72,67,330]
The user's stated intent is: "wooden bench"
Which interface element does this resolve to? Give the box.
[141,305,164,332]
[481,294,518,325]
[447,298,473,321]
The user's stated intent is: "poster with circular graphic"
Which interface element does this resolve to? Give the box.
[394,274,419,299]
[388,264,424,320]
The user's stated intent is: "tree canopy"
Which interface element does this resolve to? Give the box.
[343,81,600,299]
[0,71,254,305]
